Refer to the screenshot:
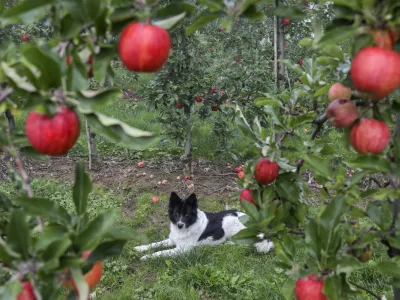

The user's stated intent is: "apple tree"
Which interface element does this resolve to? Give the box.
[0,0,194,299]
[187,0,400,299]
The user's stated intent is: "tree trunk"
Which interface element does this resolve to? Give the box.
[179,26,193,177]
[274,0,286,146]
[86,119,100,170]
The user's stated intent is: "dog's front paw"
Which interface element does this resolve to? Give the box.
[134,245,149,253]
[254,240,274,253]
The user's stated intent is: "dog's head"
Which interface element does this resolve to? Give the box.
[168,192,198,230]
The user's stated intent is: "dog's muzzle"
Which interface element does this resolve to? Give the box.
[177,222,184,229]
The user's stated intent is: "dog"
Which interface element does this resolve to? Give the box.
[134,192,274,260]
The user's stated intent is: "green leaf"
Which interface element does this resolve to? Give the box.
[345,155,391,173]
[314,85,330,97]
[20,44,61,89]
[154,3,195,18]
[60,13,84,38]
[84,0,102,21]
[281,59,304,76]
[153,12,186,30]
[318,26,359,48]
[72,162,92,216]
[6,210,29,260]
[323,276,342,300]
[75,209,118,251]
[275,173,299,203]
[254,97,282,107]
[281,279,296,300]
[198,0,223,12]
[13,196,71,225]
[320,195,349,231]
[186,13,222,36]
[0,280,21,300]
[105,227,148,244]
[42,238,72,270]
[86,240,126,264]
[79,108,160,150]
[303,154,333,180]
[109,9,138,34]
[298,37,313,47]
[241,200,260,222]
[0,238,21,264]
[322,45,344,61]
[1,62,36,92]
[376,260,400,278]
[70,266,89,300]
[35,224,68,250]
[291,112,316,128]
[0,0,54,25]
[78,88,122,109]
[336,254,361,277]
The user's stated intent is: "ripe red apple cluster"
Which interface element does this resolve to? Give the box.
[325,30,399,155]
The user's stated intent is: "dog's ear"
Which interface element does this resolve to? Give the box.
[185,193,198,209]
[169,192,181,208]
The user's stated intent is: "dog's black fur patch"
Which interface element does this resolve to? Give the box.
[168,192,198,228]
[198,210,239,241]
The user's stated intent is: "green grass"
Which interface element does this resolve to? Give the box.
[0,179,391,300]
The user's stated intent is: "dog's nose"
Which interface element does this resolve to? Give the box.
[177,223,184,229]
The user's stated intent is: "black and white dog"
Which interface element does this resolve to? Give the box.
[134,192,274,260]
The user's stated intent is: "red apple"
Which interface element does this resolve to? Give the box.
[350,46,400,100]
[326,99,359,128]
[239,189,259,208]
[211,87,217,94]
[118,22,171,72]
[237,171,245,179]
[211,106,219,111]
[137,161,145,168]
[128,89,132,92]
[226,99,231,104]
[220,91,225,95]
[195,96,202,103]
[237,18,240,22]
[219,27,225,31]
[66,55,72,66]
[211,48,214,52]
[183,175,191,181]
[254,158,279,185]
[64,251,103,292]
[234,167,241,173]
[350,118,390,154]
[21,34,30,41]
[285,43,289,48]
[328,82,351,101]
[151,196,160,203]
[199,50,204,54]
[176,102,183,109]
[295,274,327,300]
[17,281,35,300]
[282,18,291,26]
[370,29,399,50]
[26,105,80,156]
[235,57,241,63]
[298,59,304,66]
